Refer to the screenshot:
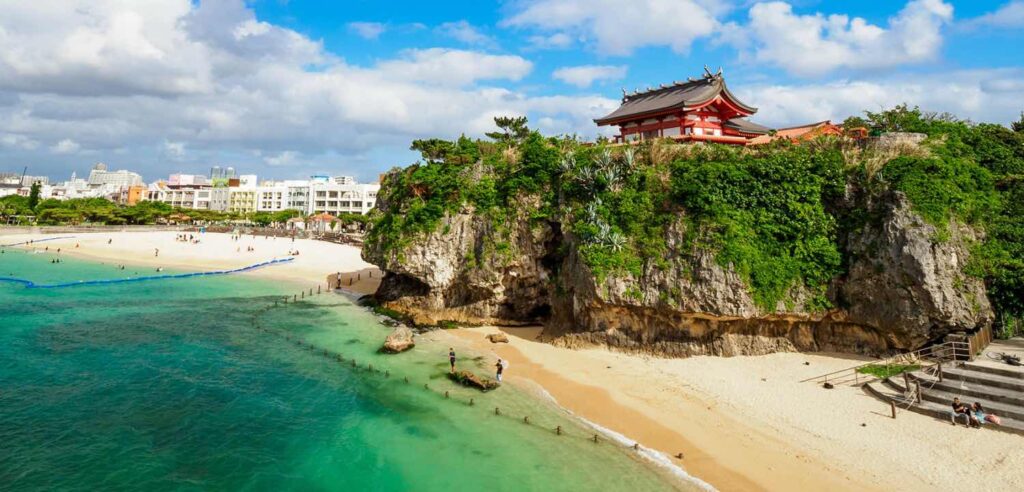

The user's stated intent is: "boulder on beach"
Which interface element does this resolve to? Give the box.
[486,332,509,344]
[448,370,499,391]
[380,326,415,353]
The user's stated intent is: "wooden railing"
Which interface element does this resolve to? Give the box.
[800,341,969,387]
[967,324,993,358]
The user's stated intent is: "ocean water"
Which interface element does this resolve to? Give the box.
[0,248,691,491]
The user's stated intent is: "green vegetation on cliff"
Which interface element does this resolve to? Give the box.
[366,109,1024,333]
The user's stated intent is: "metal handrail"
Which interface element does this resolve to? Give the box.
[800,341,970,385]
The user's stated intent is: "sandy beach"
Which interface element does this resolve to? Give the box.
[5,230,1021,491]
[0,230,381,293]
[447,326,1024,492]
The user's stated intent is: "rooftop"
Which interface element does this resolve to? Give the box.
[595,67,757,126]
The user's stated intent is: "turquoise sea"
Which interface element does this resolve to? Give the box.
[0,246,691,491]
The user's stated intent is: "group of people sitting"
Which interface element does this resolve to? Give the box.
[175,234,200,244]
[951,397,1001,428]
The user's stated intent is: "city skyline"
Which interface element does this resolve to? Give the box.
[1,0,1022,182]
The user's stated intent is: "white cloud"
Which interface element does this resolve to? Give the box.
[348,21,386,40]
[729,0,954,77]
[502,0,719,55]
[51,139,80,154]
[735,69,1024,127]
[552,65,627,88]
[375,48,533,87]
[963,1,1024,28]
[1,133,39,150]
[437,20,496,47]
[0,1,613,180]
[525,32,574,50]
[264,150,298,166]
[163,140,185,159]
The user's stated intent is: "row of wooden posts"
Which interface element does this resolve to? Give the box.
[254,283,663,456]
[889,362,944,419]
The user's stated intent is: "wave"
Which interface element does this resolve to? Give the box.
[531,386,717,491]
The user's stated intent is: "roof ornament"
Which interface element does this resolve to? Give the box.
[703,65,714,78]
[659,83,667,89]
[621,87,627,100]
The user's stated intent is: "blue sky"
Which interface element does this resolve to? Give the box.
[0,0,1022,183]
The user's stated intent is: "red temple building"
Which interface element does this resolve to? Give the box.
[595,67,772,145]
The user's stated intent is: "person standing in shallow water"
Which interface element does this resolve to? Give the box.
[448,348,456,373]
[495,358,504,382]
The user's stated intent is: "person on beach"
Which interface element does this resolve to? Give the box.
[449,348,457,373]
[495,358,505,382]
[108,238,112,244]
[155,248,159,257]
[950,397,977,427]
[973,402,1001,426]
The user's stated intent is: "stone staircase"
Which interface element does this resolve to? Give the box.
[863,362,1024,435]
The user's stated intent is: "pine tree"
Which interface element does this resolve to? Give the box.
[485,116,530,146]
[28,181,41,210]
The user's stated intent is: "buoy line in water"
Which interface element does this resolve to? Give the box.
[250,285,670,462]
[0,236,77,247]
[0,257,294,289]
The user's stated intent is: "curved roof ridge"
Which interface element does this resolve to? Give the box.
[595,71,757,126]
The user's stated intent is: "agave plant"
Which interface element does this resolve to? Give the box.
[621,147,636,170]
[578,163,598,185]
[559,152,576,175]
[595,148,613,172]
[601,165,621,185]
[605,231,627,252]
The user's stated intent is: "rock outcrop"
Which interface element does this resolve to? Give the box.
[365,179,993,358]
[486,332,509,344]
[448,370,500,391]
[365,195,554,327]
[381,326,415,353]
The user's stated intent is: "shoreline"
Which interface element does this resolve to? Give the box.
[446,326,1024,492]
[6,230,1022,491]
[0,230,378,292]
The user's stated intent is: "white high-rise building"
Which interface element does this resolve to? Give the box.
[87,163,143,188]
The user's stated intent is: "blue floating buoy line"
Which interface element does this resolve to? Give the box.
[0,236,77,248]
[0,257,294,289]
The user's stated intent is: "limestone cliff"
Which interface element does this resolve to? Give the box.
[550,191,990,356]
[364,194,555,326]
[364,183,991,357]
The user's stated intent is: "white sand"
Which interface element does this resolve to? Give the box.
[450,326,1024,492]
[1,230,372,288]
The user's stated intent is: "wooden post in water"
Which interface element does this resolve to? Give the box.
[445,391,449,399]
[317,285,321,294]
[593,434,599,443]
[556,426,562,435]
[495,407,500,416]
[523,416,529,424]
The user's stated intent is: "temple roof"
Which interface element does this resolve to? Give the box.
[722,118,772,135]
[595,69,757,126]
